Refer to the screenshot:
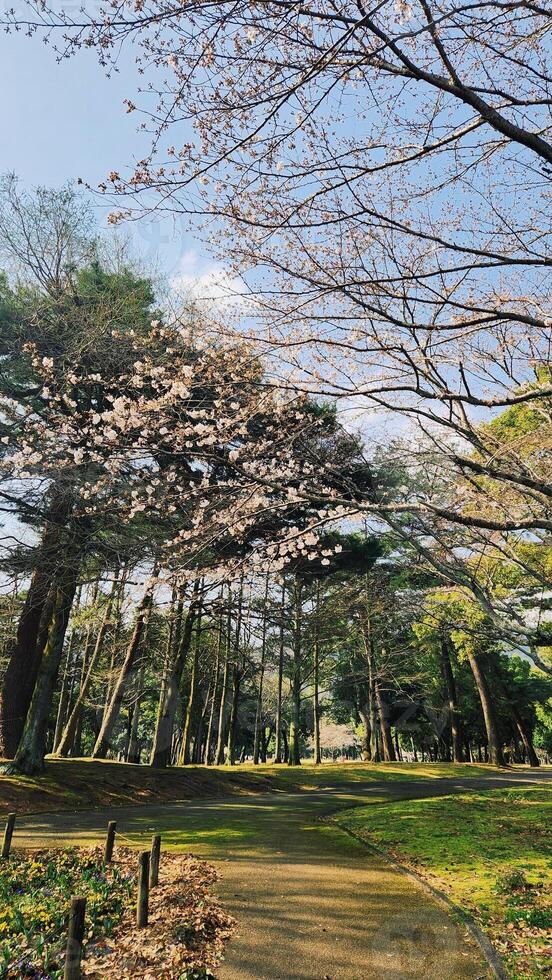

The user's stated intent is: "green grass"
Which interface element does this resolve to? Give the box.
[12,766,549,977]
[333,786,552,979]
[0,757,497,817]
[238,759,496,788]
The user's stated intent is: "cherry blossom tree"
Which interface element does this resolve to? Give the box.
[9,2,551,524]
[9,1,552,671]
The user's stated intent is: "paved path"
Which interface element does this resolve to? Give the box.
[15,768,551,979]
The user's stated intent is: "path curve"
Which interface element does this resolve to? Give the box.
[15,769,551,979]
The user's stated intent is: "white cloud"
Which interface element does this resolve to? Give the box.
[171,249,247,311]
[336,394,415,443]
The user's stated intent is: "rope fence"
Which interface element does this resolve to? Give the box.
[0,812,163,980]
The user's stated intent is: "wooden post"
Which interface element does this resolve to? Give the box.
[137,850,150,927]
[104,821,116,863]
[1,813,16,859]
[150,834,161,888]
[64,895,86,980]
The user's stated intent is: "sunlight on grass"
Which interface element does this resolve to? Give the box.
[0,758,503,817]
[334,787,552,979]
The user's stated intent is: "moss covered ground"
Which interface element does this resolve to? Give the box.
[333,786,552,979]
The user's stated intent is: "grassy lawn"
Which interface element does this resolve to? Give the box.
[333,786,552,980]
[0,758,497,816]
[238,759,496,789]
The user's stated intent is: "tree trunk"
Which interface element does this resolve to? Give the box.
[102,574,128,725]
[394,733,402,761]
[225,667,240,766]
[492,670,539,770]
[281,724,289,763]
[368,678,379,761]
[225,576,245,766]
[66,582,100,757]
[466,650,504,766]
[214,636,230,764]
[126,664,145,763]
[214,589,232,765]
[374,674,396,762]
[358,707,371,762]
[5,560,79,775]
[313,581,321,765]
[440,635,463,763]
[288,576,302,766]
[204,624,222,764]
[313,643,321,765]
[359,607,381,762]
[52,597,81,753]
[93,575,156,759]
[52,652,75,753]
[179,613,202,765]
[0,493,73,757]
[148,588,179,765]
[253,576,269,765]
[194,676,213,763]
[150,582,198,769]
[273,581,286,764]
[55,572,120,757]
[261,725,270,763]
[511,704,540,767]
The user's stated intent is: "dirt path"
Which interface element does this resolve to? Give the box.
[14,769,551,979]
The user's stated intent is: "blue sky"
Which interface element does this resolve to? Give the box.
[1,29,203,281]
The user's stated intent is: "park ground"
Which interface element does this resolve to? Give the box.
[0,757,496,814]
[333,780,552,979]
[2,761,551,979]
